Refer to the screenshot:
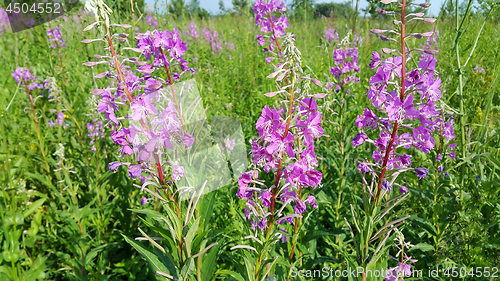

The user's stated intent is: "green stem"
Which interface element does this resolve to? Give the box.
[455,0,472,185]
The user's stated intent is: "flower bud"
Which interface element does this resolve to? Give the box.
[311,78,322,87]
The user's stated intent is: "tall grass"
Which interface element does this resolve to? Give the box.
[0,2,499,280]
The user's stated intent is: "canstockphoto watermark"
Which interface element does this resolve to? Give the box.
[289,266,423,279]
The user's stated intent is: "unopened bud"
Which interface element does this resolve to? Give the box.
[83,62,97,67]
[311,78,322,87]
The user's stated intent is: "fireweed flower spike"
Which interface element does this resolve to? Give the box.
[45,77,69,129]
[83,0,195,197]
[0,8,9,34]
[254,0,289,60]
[83,4,222,278]
[324,28,339,44]
[326,31,361,94]
[47,27,67,51]
[46,27,68,83]
[344,2,456,280]
[11,67,51,171]
[201,28,222,55]
[200,27,234,57]
[233,2,323,279]
[187,22,199,40]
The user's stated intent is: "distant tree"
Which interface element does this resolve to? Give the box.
[476,0,500,19]
[103,0,145,16]
[168,0,186,18]
[315,2,351,18]
[291,0,316,20]
[187,0,210,19]
[363,0,427,18]
[363,0,384,18]
[232,0,251,15]
[219,0,228,14]
[440,0,455,18]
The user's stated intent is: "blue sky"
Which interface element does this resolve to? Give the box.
[193,0,446,16]
[143,0,446,16]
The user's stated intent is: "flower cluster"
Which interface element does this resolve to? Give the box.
[385,229,416,281]
[0,7,9,34]
[187,21,199,40]
[199,27,234,57]
[420,28,438,59]
[324,28,339,44]
[254,0,289,56]
[354,49,453,177]
[11,67,48,91]
[53,143,77,191]
[83,14,196,194]
[353,5,454,202]
[473,65,485,74]
[201,28,222,55]
[86,119,104,151]
[145,13,158,30]
[45,77,69,129]
[237,99,322,230]
[326,33,361,93]
[220,138,235,153]
[48,113,65,128]
[47,27,67,51]
[385,263,411,281]
[236,30,323,234]
[136,28,196,81]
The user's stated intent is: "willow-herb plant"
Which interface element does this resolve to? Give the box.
[82,1,220,279]
[11,67,51,173]
[340,1,457,280]
[231,1,324,280]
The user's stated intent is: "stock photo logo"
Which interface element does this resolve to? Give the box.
[2,0,79,32]
[126,79,248,201]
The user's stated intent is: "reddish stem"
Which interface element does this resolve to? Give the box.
[267,13,294,231]
[22,78,39,132]
[288,187,302,262]
[105,27,167,187]
[374,0,407,203]
[286,98,314,268]
[55,42,67,85]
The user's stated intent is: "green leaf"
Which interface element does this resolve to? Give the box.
[85,243,108,265]
[179,257,195,281]
[199,191,215,232]
[243,251,256,281]
[259,256,278,281]
[480,153,500,169]
[22,255,47,280]
[200,241,220,280]
[153,247,178,279]
[23,198,46,218]
[129,208,164,221]
[122,235,170,276]
[217,270,245,281]
[24,172,55,190]
[367,244,390,271]
[162,203,183,239]
[409,215,437,236]
[412,242,434,252]
[185,216,201,255]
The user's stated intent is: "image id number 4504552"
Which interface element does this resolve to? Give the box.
[5,2,62,14]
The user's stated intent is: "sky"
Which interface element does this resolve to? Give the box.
[193,0,447,16]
